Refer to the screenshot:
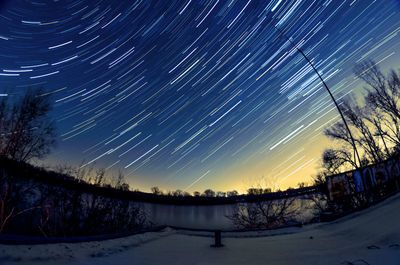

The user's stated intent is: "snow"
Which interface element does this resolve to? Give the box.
[1,194,400,265]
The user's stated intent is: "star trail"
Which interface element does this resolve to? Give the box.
[1,0,400,193]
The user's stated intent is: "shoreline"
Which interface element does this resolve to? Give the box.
[1,193,400,265]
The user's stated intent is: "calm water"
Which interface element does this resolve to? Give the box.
[142,197,317,230]
[142,202,235,230]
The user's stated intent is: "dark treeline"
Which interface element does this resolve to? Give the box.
[149,182,313,199]
[0,157,148,237]
[1,157,324,234]
[0,157,320,235]
[146,185,317,204]
[2,157,318,206]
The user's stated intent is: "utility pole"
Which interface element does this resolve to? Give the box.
[274,26,362,168]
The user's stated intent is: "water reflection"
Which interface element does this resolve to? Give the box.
[142,198,315,230]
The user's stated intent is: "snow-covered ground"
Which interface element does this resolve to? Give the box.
[1,194,400,265]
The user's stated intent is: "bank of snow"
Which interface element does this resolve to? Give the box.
[2,194,400,265]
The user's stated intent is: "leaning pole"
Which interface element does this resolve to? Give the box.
[274,26,362,168]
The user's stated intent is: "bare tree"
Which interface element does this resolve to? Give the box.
[323,99,384,172]
[0,181,41,233]
[0,89,56,162]
[247,188,272,195]
[193,191,201,197]
[303,192,328,222]
[0,165,42,234]
[227,190,238,197]
[202,189,215,197]
[227,197,300,230]
[297,182,307,188]
[322,148,357,174]
[355,60,400,150]
[111,170,128,190]
[216,191,226,197]
[173,189,183,196]
[322,61,400,173]
[151,186,162,195]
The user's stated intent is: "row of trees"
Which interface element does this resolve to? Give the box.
[322,60,400,175]
[150,186,239,197]
[149,183,309,198]
[0,158,148,236]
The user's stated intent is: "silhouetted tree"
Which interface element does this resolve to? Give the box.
[0,89,56,162]
[322,148,356,174]
[303,192,328,222]
[111,170,130,190]
[202,189,215,197]
[151,186,162,195]
[0,89,56,233]
[297,182,306,188]
[193,191,201,197]
[0,175,41,233]
[173,189,183,197]
[247,188,263,195]
[227,190,238,197]
[247,188,271,195]
[227,197,299,230]
[355,60,400,150]
[216,191,226,197]
[322,61,400,172]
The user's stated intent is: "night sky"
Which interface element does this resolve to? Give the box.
[1,0,400,193]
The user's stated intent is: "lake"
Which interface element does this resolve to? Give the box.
[142,196,318,230]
